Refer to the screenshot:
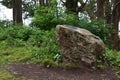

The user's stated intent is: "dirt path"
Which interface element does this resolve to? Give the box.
[7,63,119,80]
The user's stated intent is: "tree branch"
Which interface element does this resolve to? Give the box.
[87,10,97,19]
[60,0,65,6]
[113,1,120,12]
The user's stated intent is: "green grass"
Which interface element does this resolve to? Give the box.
[0,45,33,64]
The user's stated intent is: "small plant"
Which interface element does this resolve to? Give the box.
[105,48,120,67]
[41,59,58,68]
[0,20,13,28]
[31,29,62,63]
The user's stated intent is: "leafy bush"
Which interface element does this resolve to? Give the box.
[0,20,13,28]
[94,48,120,68]
[30,0,79,30]
[105,48,120,67]
[30,6,64,30]
[30,29,61,63]
[0,25,28,46]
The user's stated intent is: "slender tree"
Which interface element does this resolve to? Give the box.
[13,0,23,24]
[111,0,120,50]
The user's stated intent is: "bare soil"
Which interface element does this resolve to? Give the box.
[7,63,120,80]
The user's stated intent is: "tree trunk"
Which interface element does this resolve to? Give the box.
[111,0,120,50]
[97,0,105,19]
[13,0,22,24]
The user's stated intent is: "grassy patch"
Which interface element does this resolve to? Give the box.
[0,44,33,64]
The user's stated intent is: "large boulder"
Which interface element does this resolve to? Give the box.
[56,25,105,67]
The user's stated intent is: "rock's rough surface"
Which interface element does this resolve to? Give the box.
[56,25,105,66]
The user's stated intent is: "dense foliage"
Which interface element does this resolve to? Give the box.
[0,25,61,64]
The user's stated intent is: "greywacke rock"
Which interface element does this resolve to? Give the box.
[56,25,105,67]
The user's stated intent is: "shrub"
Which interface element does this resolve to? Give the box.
[105,48,120,67]
[30,0,79,30]
[78,19,111,46]
[0,20,13,28]
[30,6,63,30]
[31,29,62,63]
[0,25,29,47]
